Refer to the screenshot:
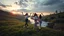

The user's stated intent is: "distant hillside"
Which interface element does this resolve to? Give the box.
[0,10,24,26]
[0,10,25,21]
[43,12,64,30]
[0,10,15,20]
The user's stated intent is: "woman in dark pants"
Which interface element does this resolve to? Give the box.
[25,18,28,26]
[39,14,42,29]
[25,13,29,28]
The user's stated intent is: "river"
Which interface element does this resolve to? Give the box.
[28,17,48,27]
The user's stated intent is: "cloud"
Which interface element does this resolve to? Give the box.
[0,2,5,7]
[19,0,37,10]
[41,0,62,5]
[33,0,64,12]
[18,9,31,12]
[1,0,64,12]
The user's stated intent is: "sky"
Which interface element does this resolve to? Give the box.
[0,0,64,12]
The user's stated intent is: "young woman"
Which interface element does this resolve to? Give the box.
[24,13,29,28]
[39,14,42,29]
[33,13,39,29]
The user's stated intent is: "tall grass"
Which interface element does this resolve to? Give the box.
[0,20,64,36]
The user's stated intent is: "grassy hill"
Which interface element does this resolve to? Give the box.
[43,12,64,22]
[0,10,64,36]
[43,12,64,30]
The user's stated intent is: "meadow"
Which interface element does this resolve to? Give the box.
[0,10,64,36]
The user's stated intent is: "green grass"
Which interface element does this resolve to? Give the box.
[0,20,64,36]
[0,10,64,36]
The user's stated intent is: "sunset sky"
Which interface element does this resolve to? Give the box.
[0,0,64,12]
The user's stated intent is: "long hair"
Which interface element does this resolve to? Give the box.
[39,14,42,19]
[25,13,28,16]
[34,13,38,16]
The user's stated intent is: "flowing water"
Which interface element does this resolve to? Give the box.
[28,17,48,27]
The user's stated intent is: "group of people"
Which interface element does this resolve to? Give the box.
[24,13,42,29]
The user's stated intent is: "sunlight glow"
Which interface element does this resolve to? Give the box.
[11,10,22,15]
